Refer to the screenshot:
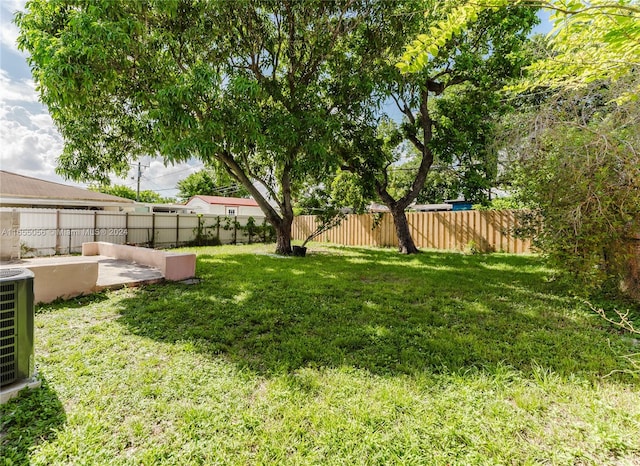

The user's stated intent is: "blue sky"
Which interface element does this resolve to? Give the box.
[0,2,552,197]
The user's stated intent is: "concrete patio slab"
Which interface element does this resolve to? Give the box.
[93,257,164,289]
[0,255,164,303]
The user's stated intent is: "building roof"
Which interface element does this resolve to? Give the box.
[188,195,259,207]
[0,170,134,207]
[368,203,390,213]
[412,203,453,212]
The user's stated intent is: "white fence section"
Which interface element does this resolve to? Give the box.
[1,208,269,257]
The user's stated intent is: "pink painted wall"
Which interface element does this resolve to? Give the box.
[83,242,196,281]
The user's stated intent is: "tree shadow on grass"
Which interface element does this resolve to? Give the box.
[0,377,66,464]
[115,247,638,381]
[36,291,111,314]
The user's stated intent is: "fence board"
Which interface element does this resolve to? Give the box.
[292,210,531,254]
[95,212,128,245]
[19,209,58,255]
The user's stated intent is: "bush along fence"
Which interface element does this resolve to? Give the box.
[189,214,275,247]
[292,210,532,254]
[0,208,273,257]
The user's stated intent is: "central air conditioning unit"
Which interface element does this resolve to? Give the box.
[0,268,35,388]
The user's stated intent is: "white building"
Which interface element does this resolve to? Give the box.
[184,195,264,218]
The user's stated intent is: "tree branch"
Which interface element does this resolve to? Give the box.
[217,150,283,226]
[398,87,434,208]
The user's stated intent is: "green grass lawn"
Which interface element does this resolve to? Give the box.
[2,244,639,465]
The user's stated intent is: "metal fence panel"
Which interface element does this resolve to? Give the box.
[58,211,97,253]
[95,212,128,245]
[3,208,268,256]
[18,209,58,256]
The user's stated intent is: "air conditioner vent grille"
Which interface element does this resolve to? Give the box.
[0,341,15,355]
[0,282,16,386]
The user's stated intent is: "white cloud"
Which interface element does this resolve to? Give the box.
[3,0,26,15]
[0,102,65,182]
[0,94,202,196]
[0,23,20,56]
[0,69,38,103]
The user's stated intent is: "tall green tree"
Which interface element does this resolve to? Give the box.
[89,184,173,203]
[332,2,537,253]
[397,0,640,297]
[16,0,368,254]
[176,167,249,201]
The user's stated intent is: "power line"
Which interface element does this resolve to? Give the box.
[148,187,181,192]
[149,164,204,180]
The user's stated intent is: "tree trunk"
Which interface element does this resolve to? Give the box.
[270,207,294,255]
[390,206,419,254]
[366,87,434,256]
[274,222,293,255]
[217,150,294,255]
[619,235,640,302]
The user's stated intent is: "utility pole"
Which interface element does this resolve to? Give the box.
[130,161,149,202]
[136,162,142,201]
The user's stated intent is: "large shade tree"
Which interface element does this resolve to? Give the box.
[16,0,370,254]
[405,1,640,297]
[330,2,538,253]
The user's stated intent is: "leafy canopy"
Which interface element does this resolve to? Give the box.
[331,1,536,252]
[397,0,640,98]
[89,184,174,203]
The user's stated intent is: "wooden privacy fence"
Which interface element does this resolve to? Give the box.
[292,210,532,254]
